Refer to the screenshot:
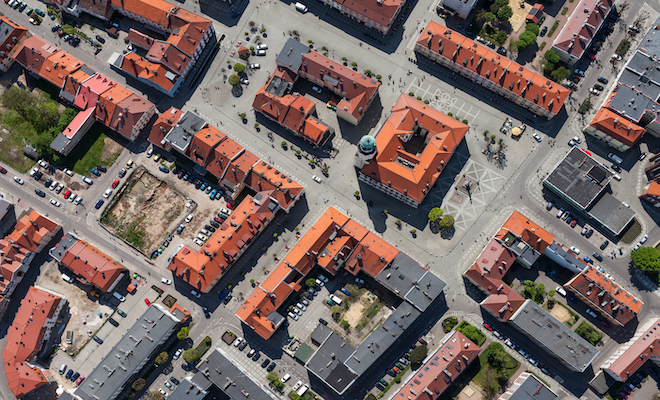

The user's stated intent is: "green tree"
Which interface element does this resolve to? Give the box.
[483,343,508,371]
[132,378,146,391]
[544,49,560,64]
[154,351,168,365]
[517,31,537,49]
[550,67,571,82]
[228,74,241,86]
[305,278,317,287]
[494,30,508,46]
[543,61,555,73]
[428,207,443,222]
[147,391,163,400]
[183,349,200,364]
[497,5,513,20]
[631,247,660,274]
[266,371,279,382]
[485,12,496,22]
[409,345,428,365]
[233,63,246,74]
[176,327,189,340]
[526,23,540,36]
[475,9,487,22]
[495,0,509,6]
[490,4,501,14]
[438,215,455,229]
[481,367,501,398]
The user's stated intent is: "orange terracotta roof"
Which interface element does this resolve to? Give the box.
[464,238,524,321]
[238,206,410,339]
[169,194,276,292]
[336,0,403,28]
[61,68,94,104]
[146,40,190,75]
[189,124,225,166]
[589,107,645,147]
[149,107,183,149]
[95,84,133,126]
[5,211,59,252]
[168,21,211,56]
[644,181,660,197]
[565,265,641,326]
[244,161,305,212]
[11,35,59,79]
[301,52,380,122]
[417,21,569,116]
[4,286,63,398]
[110,92,155,139]
[391,331,480,400]
[41,49,84,89]
[359,94,468,204]
[58,239,125,292]
[495,210,553,253]
[0,17,28,65]
[605,318,660,381]
[126,28,155,50]
[120,52,177,92]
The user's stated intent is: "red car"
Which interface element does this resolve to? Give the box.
[63,190,71,199]
[111,179,120,189]
[144,298,151,306]
[601,320,611,328]
[75,376,85,386]
[570,219,578,228]
[226,202,234,209]
[0,166,6,174]
[483,323,493,331]
[214,216,224,223]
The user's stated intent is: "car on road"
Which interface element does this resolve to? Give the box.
[173,349,182,360]
[103,189,112,198]
[191,290,201,299]
[641,234,649,244]
[13,176,24,184]
[92,335,103,344]
[35,189,46,197]
[598,77,609,84]
[586,229,594,238]
[0,166,6,174]
[586,309,598,318]
[50,198,61,207]
[540,26,547,36]
[293,381,303,391]
[601,320,611,328]
[312,175,322,183]
[312,86,322,94]
[118,168,126,178]
[112,179,120,188]
[203,306,211,319]
[592,252,603,262]
[240,77,249,85]
[161,278,171,285]
[583,256,593,264]
[177,224,185,234]
[483,323,493,331]
[144,298,151,306]
[95,199,105,209]
[532,132,542,142]
[255,49,266,56]
[95,35,105,43]
[570,246,580,255]
[250,63,260,69]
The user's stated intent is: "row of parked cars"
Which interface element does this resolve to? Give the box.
[59,364,85,386]
[374,343,416,391]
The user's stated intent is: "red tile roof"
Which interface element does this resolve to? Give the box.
[58,239,125,293]
[565,265,641,326]
[11,35,59,80]
[244,162,305,213]
[110,92,155,140]
[336,0,403,30]
[126,28,155,50]
[4,210,59,253]
[0,16,28,66]
[61,107,96,139]
[552,0,613,59]
[391,331,480,400]
[61,68,95,104]
[4,286,63,398]
[643,181,660,197]
[95,84,133,127]
[169,194,276,292]
[146,40,190,75]
[495,210,553,253]
[417,21,569,116]
[149,107,184,149]
[605,318,660,381]
[464,238,524,321]
[74,73,116,110]
[237,206,408,339]
[359,94,468,204]
[119,52,177,92]
[588,107,645,147]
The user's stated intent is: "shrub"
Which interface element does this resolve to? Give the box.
[228,74,240,86]
[548,289,556,297]
[365,69,371,76]
[428,208,443,222]
[195,336,212,357]
[341,320,350,330]
[132,378,146,391]
[376,74,382,80]
[485,12,496,22]
[497,5,513,20]
[448,112,453,116]
[632,247,660,275]
[262,27,266,33]
[409,92,414,96]
[551,67,571,82]
[463,119,468,124]
[424,100,429,104]
[526,23,540,36]
[239,113,247,119]
[442,316,458,332]
[544,49,560,64]
[409,345,428,365]
[233,63,246,74]
[561,7,569,15]
[306,278,317,287]
[281,141,287,147]
[416,96,422,100]
[575,321,603,345]
[249,21,256,27]
[460,324,484,344]
[438,215,455,229]
[351,61,357,67]
[177,327,189,340]
[154,351,168,365]
[254,122,260,128]
[183,349,200,364]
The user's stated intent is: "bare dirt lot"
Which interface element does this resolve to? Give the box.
[36,261,113,353]
[101,166,185,254]
[549,304,571,324]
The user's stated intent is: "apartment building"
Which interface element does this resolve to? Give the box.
[317,0,404,35]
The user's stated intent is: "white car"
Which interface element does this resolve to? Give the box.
[315,279,324,287]
[49,180,58,190]
[280,373,291,383]
[164,381,174,390]
[13,176,24,185]
[64,169,74,176]
[146,147,153,158]
[55,183,64,194]
[193,238,204,246]
[234,337,243,347]
[570,246,580,255]
[81,176,93,185]
[75,196,83,205]
[185,214,194,223]
[158,388,167,396]
[197,233,208,241]
[288,312,299,321]
[293,381,303,391]
[103,189,113,198]
[293,307,302,315]
[220,208,231,216]
[68,194,76,203]
[312,175,322,183]
[312,86,322,93]
[589,88,600,95]
[49,198,61,207]
[250,63,260,69]
[173,349,182,360]
[296,302,307,311]
[318,275,328,283]
[255,49,266,56]
[161,278,172,285]
[38,160,48,168]
[640,234,649,244]
[532,132,542,142]
[29,167,38,177]
[257,44,268,50]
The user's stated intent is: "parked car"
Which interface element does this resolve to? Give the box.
[95,199,104,209]
[91,168,101,176]
[35,189,46,197]
[81,176,93,185]
[586,229,594,238]
[570,246,580,255]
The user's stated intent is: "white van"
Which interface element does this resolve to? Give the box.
[295,2,308,12]
[329,294,342,306]
[200,228,210,236]
[59,364,67,374]
[608,153,623,164]
[297,384,309,396]
[62,274,74,283]
[555,286,567,297]
[113,292,126,302]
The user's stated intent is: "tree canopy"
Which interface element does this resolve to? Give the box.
[497,5,513,20]
[176,327,189,340]
[631,247,660,274]
[428,208,443,222]
[544,49,560,64]
[525,23,540,36]
[183,349,200,364]
[155,351,168,365]
[485,12,496,22]
[517,30,537,50]
[228,74,241,86]
[550,67,571,82]
[233,63,246,74]
[460,324,484,344]
[409,345,428,365]
[305,278,317,287]
[438,215,455,229]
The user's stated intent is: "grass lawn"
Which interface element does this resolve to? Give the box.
[621,218,641,244]
[473,351,519,387]
[456,321,486,346]
[0,110,35,172]
[66,124,122,175]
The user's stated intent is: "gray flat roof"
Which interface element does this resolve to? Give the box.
[310,323,332,345]
[265,75,292,97]
[608,83,659,123]
[305,332,357,393]
[508,373,557,400]
[619,52,660,101]
[75,305,180,400]
[164,110,206,154]
[509,300,599,372]
[345,302,421,375]
[198,349,276,399]
[49,231,78,263]
[166,376,209,400]
[50,133,73,155]
[276,38,310,72]
[374,253,446,311]
[544,147,612,209]
[589,193,636,235]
